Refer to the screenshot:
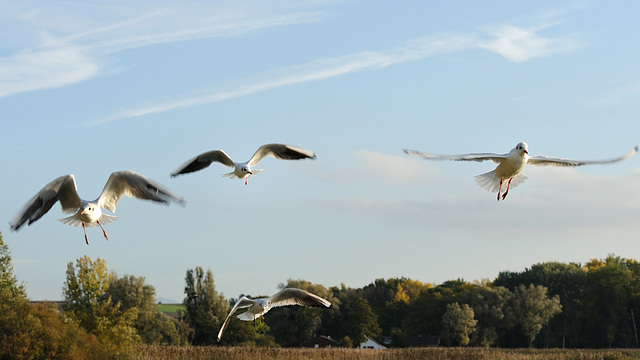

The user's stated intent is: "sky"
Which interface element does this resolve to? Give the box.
[1,0,639,303]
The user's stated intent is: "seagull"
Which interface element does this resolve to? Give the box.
[171,143,316,185]
[404,142,638,201]
[217,288,332,341]
[10,171,186,244]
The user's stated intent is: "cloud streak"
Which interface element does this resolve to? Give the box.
[89,24,581,125]
[0,2,582,121]
[0,3,324,99]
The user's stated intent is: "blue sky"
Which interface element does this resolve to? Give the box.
[1,1,639,302]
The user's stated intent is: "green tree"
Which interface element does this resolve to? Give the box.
[106,274,181,345]
[509,284,562,347]
[217,296,276,347]
[582,255,635,347]
[345,298,382,346]
[264,279,338,347]
[0,300,107,360]
[441,302,477,346]
[62,256,139,354]
[0,233,26,302]
[495,261,586,348]
[403,286,456,337]
[183,266,228,345]
[459,284,511,347]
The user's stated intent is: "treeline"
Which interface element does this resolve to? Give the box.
[2,231,640,359]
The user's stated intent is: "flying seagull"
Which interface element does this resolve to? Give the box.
[10,171,186,244]
[217,288,332,341]
[171,143,316,185]
[404,142,638,201]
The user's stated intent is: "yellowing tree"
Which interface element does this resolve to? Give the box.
[63,255,139,355]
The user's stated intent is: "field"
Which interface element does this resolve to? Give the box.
[156,303,185,315]
[126,346,640,360]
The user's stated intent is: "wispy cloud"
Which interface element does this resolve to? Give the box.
[478,23,582,62]
[87,23,581,125]
[0,1,582,121]
[86,33,475,125]
[310,150,444,187]
[0,47,99,97]
[0,3,325,98]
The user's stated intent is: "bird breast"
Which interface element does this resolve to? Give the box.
[497,154,527,179]
[75,206,102,223]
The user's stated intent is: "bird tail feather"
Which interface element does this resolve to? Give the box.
[474,171,528,193]
[57,214,119,228]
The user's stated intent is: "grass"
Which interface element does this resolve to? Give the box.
[156,304,185,315]
[124,346,640,360]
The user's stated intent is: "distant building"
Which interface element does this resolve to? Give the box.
[302,335,339,348]
[358,336,386,349]
[405,335,440,348]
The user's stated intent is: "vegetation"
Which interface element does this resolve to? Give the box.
[3,228,640,358]
[125,346,640,360]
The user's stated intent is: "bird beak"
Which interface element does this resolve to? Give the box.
[524,150,528,154]
[248,171,253,175]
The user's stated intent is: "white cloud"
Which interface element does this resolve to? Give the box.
[309,150,445,187]
[0,47,99,97]
[478,23,581,62]
[0,2,325,99]
[0,1,582,114]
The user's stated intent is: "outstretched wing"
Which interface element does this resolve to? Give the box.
[10,174,81,231]
[267,288,332,310]
[217,296,255,341]
[99,171,185,213]
[403,149,508,164]
[528,146,638,167]
[248,144,316,167]
[171,150,235,177]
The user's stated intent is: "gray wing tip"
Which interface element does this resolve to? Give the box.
[8,222,20,232]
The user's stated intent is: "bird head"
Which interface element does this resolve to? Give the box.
[81,204,95,215]
[515,142,529,155]
[241,166,252,175]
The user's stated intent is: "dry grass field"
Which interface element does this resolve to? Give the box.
[125,346,640,360]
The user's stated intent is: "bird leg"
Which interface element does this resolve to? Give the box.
[497,178,503,201]
[82,222,89,245]
[97,220,109,240]
[501,178,513,201]
[261,316,264,323]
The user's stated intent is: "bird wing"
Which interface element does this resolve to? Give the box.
[10,174,82,231]
[403,149,508,164]
[171,150,235,177]
[528,146,638,167]
[267,288,332,310]
[217,296,255,341]
[98,171,185,213]
[248,144,316,167]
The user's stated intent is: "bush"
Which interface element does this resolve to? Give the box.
[0,300,107,360]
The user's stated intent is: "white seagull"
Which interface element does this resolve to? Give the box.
[404,142,638,201]
[10,171,186,244]
[217,288,332,341]
[171,143,316,185]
